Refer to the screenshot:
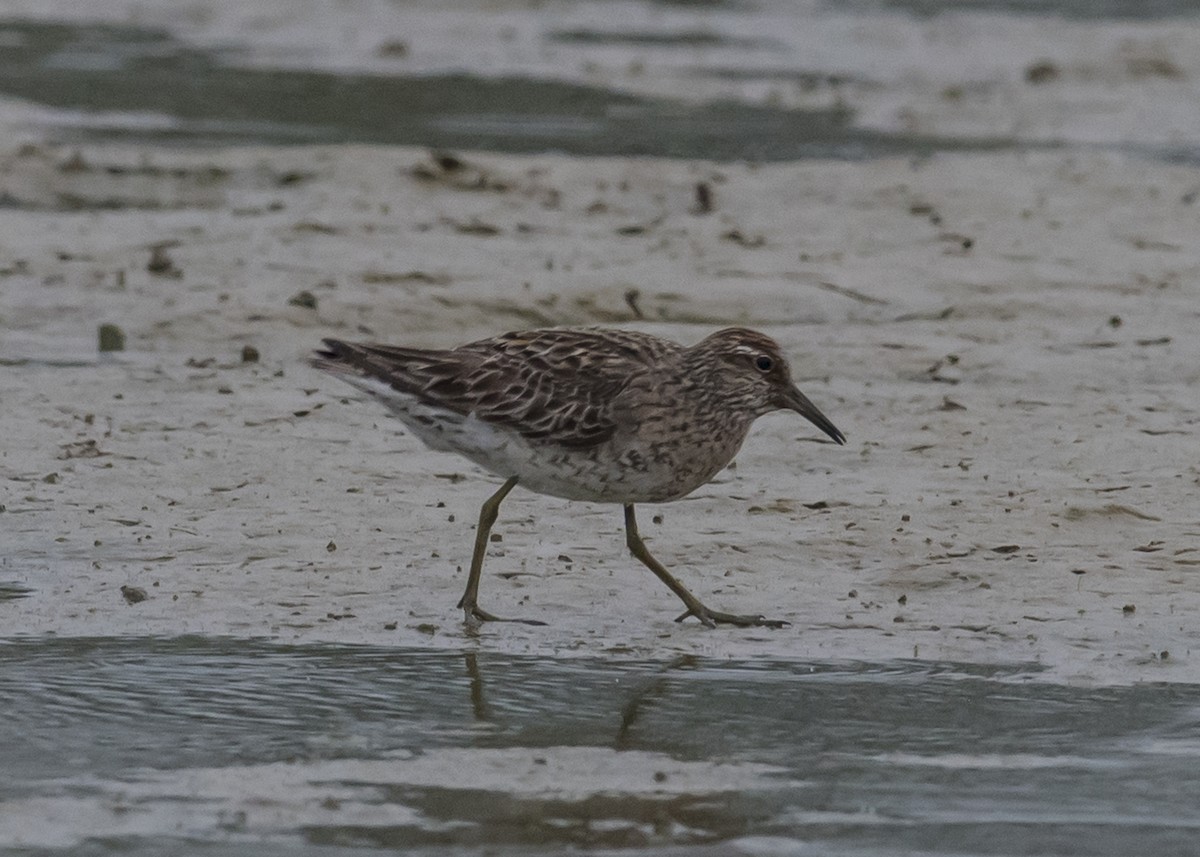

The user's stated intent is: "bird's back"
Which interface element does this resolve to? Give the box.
[313,327,681,451]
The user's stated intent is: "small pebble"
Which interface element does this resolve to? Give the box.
[98,323,125,352]
[147,246,180,277]
[289,290,318,309]
[120,585,148,605]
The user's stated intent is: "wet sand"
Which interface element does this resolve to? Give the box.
[3,142,1197,685]
[4,3,1200,852]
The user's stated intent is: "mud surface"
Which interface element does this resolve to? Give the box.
[2,2,1200,853]
[2,142,1197,683]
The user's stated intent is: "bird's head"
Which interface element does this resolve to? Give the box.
[690,328,845,445]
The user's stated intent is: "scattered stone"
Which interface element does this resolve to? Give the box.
[361,270,450,285]
[120,585,148,604]
[721,229,765,248]
[410,150,510,191]
[448,218,501,236]
[147,245,181,277]
[1025,60,1060,84]
[59,150,89,172]
[59,439,105,459]
[241,345,260,363]
[275,170,314,186]
[377,39,409,58]
[289,290,318,309]
[433,151,464,172]
[98,323,126,352]
[293,221,339,234]
[1126,56,1182,79]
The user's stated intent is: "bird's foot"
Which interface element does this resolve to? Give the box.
[460,601,548,627]
[674,605,790,629]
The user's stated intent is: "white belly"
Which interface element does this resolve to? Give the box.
[336,375,732,503]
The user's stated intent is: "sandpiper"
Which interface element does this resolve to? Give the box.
[313,327,845,628]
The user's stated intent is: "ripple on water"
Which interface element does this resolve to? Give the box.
[1,637,1200,855]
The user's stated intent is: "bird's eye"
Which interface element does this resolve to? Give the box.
[754,355,773,372]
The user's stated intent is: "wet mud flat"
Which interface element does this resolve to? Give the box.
[2,1,1200,852]
[2,637,1200,856]
[2,142,1198,683]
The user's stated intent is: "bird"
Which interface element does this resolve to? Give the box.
[312,326,845,628]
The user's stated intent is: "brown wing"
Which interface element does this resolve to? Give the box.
[315,328,674,449]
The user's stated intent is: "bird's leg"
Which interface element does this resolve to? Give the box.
[623,504,789,629]
[457,476,546,626]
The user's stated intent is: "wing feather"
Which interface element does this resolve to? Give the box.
[314,329,675,450]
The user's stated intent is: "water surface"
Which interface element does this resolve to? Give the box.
[2,637,1199,855]
[0,18,1009,159]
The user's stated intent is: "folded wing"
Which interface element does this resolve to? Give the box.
[314,329,669,449]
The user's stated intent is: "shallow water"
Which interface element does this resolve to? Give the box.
[2,637,1200,855]
[0,18,996,159]
[3,3,1198,161]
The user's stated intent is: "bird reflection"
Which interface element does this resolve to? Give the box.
[459,649,700,747]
